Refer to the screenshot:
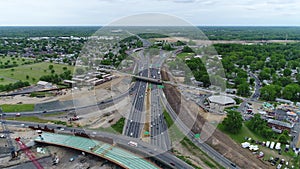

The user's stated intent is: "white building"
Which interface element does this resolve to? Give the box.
[207,95,236,111]
[37,81,52,89]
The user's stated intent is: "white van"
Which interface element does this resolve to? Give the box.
[128,141,138,147]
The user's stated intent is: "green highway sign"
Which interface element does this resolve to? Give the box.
[158,85,164,89]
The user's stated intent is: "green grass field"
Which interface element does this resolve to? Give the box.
[218,123,265,143]
[6,116,51,123]
[177,52,195,59]
[111,117,125,133]
[0,62,74,85]
[1,104,35,112]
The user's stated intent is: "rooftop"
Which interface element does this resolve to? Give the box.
[208,95,236,105]
[267,119,294,129]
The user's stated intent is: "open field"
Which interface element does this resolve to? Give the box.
[0,62,74,84]
[111,117,125,133]
[218,123,264,143]
[177,52,195,59]
[6,116,51,123]
[0,103,34,112]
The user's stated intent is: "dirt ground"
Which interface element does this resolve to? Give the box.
[174,143,217,169]
[61,76,127,102]
[161,68,270,169]
[0,76,126,105]
[155,37,299,45]
[0,128,116,169]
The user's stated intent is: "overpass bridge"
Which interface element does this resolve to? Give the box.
[133,75,163,85]
[35,132,160,169]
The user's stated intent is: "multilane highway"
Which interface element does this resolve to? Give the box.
[124,51,149,138]
[149,67,170,151]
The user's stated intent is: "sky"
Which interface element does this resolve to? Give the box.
[0,0,300,26]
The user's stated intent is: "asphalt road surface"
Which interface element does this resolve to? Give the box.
[150,67,171,151]
[124,51,149,138]
[1,120,193,169]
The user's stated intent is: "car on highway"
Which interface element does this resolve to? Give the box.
[16,113,21,117]
[128,141,138,147]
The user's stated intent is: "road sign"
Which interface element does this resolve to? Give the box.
[194,133,200,138]
[158,85,164,89]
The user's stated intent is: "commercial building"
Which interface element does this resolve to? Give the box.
[37,81,53,89]
[267,119,294,133]
[207,95,236,112]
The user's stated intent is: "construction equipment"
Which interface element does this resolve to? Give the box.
[15,137,44,169]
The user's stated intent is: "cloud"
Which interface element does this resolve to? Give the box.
[0,0,299,26]
[173,0,195,3]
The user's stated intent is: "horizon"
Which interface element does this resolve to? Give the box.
[1,25,300,27]
[1,0,300,26]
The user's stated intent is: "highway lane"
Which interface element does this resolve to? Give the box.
[159,90,239,169]
[150,67,171,151]
[1,120,193,169]
[124,51,149,138]
[0,83,137,118]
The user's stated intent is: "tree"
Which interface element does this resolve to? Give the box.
[296,74,300,84]
[276,77,292,87]
[48,64,54,70]
[222,110,243,134]
[247,114,266,133]
[260,84,281,101]
[182,46,194,53]
[249,78,255,86]
[283,68,292,77]
[282,84,300,101]
[246,114,275,139]
[278,130,290,144]
[237,83,251,97]
[259,68,271,80]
